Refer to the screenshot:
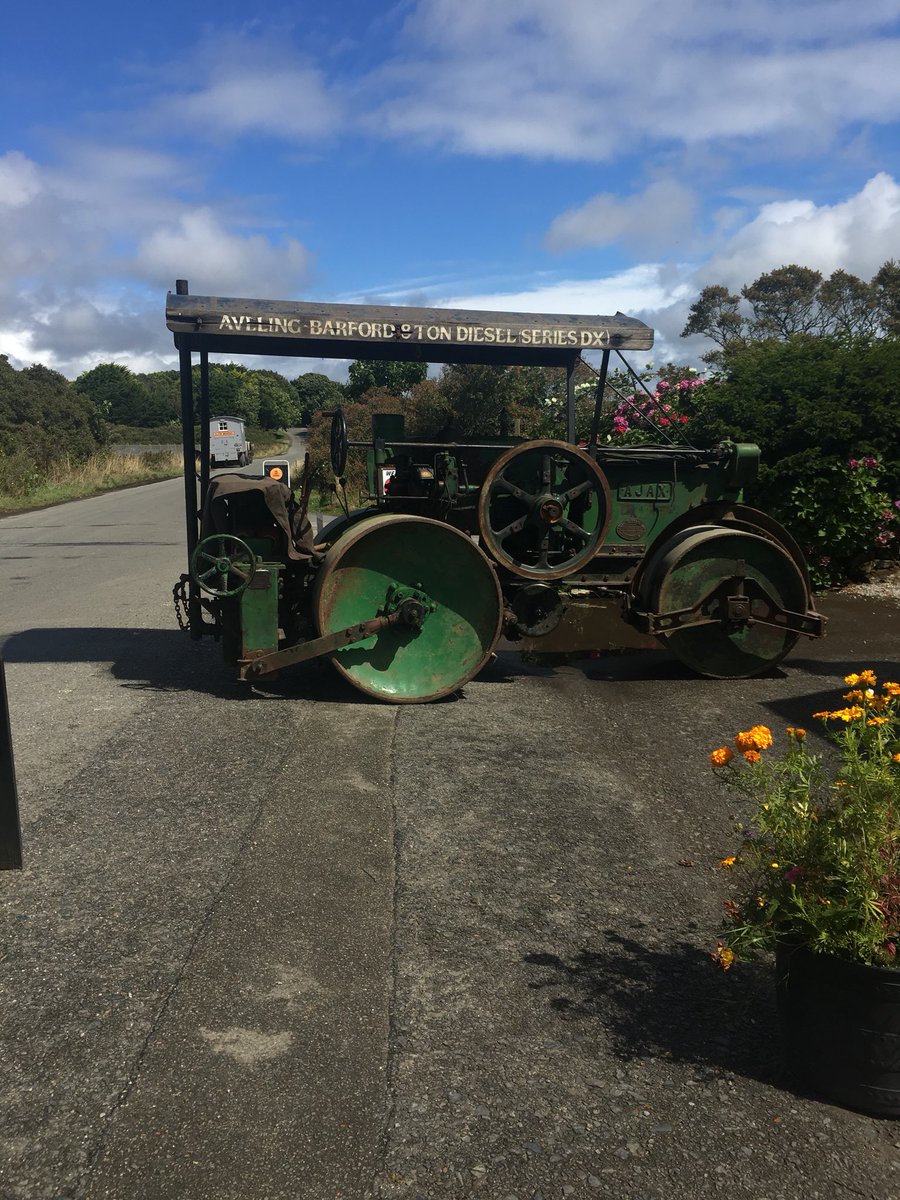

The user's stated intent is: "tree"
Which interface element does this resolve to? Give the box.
[873,260,900,337]
[681,285,748,358]
[741,265,823,338]
[293,372,345,423]
[137,371,181,425]
[816,269,879,338]
[0,355,102,466]
[345,359,427,401]
[74,362,149,425]
[252,370,300,430]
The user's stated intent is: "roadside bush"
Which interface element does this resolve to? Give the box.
[687,336,900,585]
[0,451,41,497]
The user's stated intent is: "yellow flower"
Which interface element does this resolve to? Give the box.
[743,749,761,763]
[812,710,834,720]
[866,716,889,726]
[846,670,877,687]
[843,689,864,702]
[830,706,864,723]
[869,695,890,711]
[711,943,735,971]
[892,753,900,764]
[882,681,900,697]
[709,747,735,767]
[770,862,780,869]
[719,856,737,869]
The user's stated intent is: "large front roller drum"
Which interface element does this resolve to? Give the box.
[312,514,503,702]
[638,525,810,678]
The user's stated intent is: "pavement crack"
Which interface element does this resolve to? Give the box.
[77,757,281,1196]
[372,703,403,1197]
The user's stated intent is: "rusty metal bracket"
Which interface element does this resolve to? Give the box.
[240,599,426,679]
[630,575,826,638]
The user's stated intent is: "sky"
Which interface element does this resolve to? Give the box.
[2,0,900,381]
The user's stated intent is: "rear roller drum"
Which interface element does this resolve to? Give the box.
[636,525,811,678]
[312,514,503,702]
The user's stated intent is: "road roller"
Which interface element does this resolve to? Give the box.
[167,284,825,703]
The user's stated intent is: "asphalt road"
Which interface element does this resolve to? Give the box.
[0,468,898,1200]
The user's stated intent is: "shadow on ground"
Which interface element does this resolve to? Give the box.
[524,933,794,1091]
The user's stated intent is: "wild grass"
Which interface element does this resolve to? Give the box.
[0,450,184,514]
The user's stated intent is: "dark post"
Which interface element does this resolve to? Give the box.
[587,349,611,455]
[0,658,23,870]
[566,359,576,444]
[199,351,211,503]
[176,280,203,635]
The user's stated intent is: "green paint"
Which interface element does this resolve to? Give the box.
[313,515,501,702]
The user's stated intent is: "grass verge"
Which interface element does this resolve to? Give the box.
[0,451,185,516]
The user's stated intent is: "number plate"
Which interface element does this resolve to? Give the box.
[617,482,673,502]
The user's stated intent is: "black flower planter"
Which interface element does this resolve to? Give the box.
[776,944,900,1117]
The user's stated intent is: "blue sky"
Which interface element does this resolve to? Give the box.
[2,1,900,379]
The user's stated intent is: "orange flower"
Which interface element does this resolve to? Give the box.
[734,725,772,752]
[711,943,735,971]
[882,681,900,697]
[719,856,737,869]
[867,716,889,726]
[710,747,735,767]
[892,753,900,764]
[743,749,761,763]
[812,710,834,720]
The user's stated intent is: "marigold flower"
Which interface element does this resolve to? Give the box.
[709,747,734,767]
[792,727,806,739]
[734,725,772,752]
[882,682,900,697]
[843,689,864,703]
[719,856,737,869]
[869,695,889,711]
[812,710,834,720]
[844,673,861,686]
[867,716,889,726]
[859,670,877,686]
[892,753,900,764]
[711,943,735,971]
[743,749,761,763]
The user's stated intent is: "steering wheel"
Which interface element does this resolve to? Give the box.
[190,534,257,597]
[330,408,348,476]
[477,440,612,579]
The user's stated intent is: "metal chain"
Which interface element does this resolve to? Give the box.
[172,575,191,632]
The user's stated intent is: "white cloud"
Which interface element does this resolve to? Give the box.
[545,180,699,254]
[439,263,691,318]
[0,145,314,376]
[368,0,900,160]
[705,171,900,285]
[133,209,312,297]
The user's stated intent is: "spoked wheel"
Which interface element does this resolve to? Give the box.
[190,534,257,597]
[478,440,611,580]
[312,514,503,702]
[636,525,811,678]
[330,408,348,476]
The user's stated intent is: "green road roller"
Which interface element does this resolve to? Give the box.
[167,284,824,702]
